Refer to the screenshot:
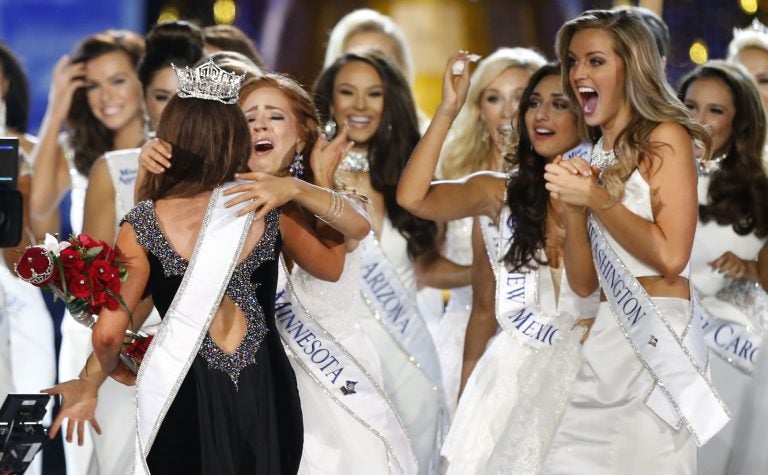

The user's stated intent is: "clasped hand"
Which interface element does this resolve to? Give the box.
[543,156,603,210]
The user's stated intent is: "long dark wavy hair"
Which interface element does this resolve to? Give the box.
[314,52,437,258]
[0,42,30,133]
[504,63,578,270]
[678,60,768,237]
[67,30,145,176]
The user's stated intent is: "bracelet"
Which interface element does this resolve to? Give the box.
[315,189,344,224]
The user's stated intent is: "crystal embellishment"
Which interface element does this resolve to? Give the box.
[589,136,617,171]
[172,59,245,104]
[338,150,370,173]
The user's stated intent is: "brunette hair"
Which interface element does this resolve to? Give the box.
[0,42,30,133]
[314,52,437,258]
[138,20,204,90]
[141,95,251,200]
[67,30,145,176]
[503,63,577,270]
[239,73,319,182]
[203,25,266,71]
[678,61,768,237]
[556,9,711,206]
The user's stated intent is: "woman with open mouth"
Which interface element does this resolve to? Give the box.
[542,9,724,474]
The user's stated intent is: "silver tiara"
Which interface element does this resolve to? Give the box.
[172,59,245,104]
[733,18,768,38]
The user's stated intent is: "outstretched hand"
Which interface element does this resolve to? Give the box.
[43,379,101,446]
[709,251,757,281]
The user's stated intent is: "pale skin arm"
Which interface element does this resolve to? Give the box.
[545,123,698,293]
[224,172,371,241]
[30,56,86,228]
[280,201,346,282]
[459,218,497,396]
[397,51,472,218]
[82,158,116,244]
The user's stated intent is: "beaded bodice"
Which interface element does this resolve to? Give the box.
[122,200,281,388]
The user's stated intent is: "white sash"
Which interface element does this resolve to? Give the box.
[588,215,729,446]
[697,286,763,374]
[357,233,444,397]
[133,184,253,474]
[484,209,562,348]
[104,148,140,222]
[276,261,417,474]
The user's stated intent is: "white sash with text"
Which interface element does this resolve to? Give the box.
[276,261,417,474]
[588,215,729,446]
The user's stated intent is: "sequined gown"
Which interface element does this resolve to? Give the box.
[122,202,303,475]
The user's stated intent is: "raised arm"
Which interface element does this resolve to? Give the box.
[30,56,86,226]
[397,51,490,221]
[459,218,497,395]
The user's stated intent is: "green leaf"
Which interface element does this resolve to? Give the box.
[85,246,103,258]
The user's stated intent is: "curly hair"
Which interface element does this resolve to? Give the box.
[67,30,145,176]
[556,9,711,207]
[503,63,578,270]
[314,52,437,258]
[679,61,768,237]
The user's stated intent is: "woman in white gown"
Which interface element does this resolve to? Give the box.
[542,9,727,474]
[434,47,545,416]
[398,57,598,474]
[313,51,460,474]
[679,61,768,474]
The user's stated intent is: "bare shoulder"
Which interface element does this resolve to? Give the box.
[649,122,692,152]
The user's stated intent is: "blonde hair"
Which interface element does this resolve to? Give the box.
[556,9,711,205]
[439,47,546,179]
[323,8,414,85]
[727,21,768,61]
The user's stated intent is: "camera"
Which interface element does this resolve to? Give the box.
[0,137,22,248]
[0,394,50,474]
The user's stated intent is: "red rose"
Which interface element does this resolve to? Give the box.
[77,234,98,249]
[67,272,92,299]
[60,248,85,271]
[90,259,119,283]
[15,247,55,287]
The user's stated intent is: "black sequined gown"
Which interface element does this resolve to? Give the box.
[122,201,303,475]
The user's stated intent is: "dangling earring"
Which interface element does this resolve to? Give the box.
[481,127,490,145]
[143,113,155,140]
[289,152,304,177]
[323,118,337,140]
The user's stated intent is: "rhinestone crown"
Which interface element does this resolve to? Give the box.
[172,59,245,104]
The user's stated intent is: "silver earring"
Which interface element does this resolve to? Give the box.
[289,152,304,177]
[323,119,337,140]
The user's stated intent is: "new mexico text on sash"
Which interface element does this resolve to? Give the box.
[276,262,417,474]
[133,184,252,474]
[481,210,561,349]
[588,215,729,446]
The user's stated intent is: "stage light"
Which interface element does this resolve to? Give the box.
[689,40,708,64]
[214,0,236,25]
[158,5,180,23]
[740,0,758,15]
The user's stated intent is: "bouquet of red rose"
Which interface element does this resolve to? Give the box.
[15,233,152,374]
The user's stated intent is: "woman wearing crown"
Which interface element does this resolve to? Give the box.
[92,61,304,474]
